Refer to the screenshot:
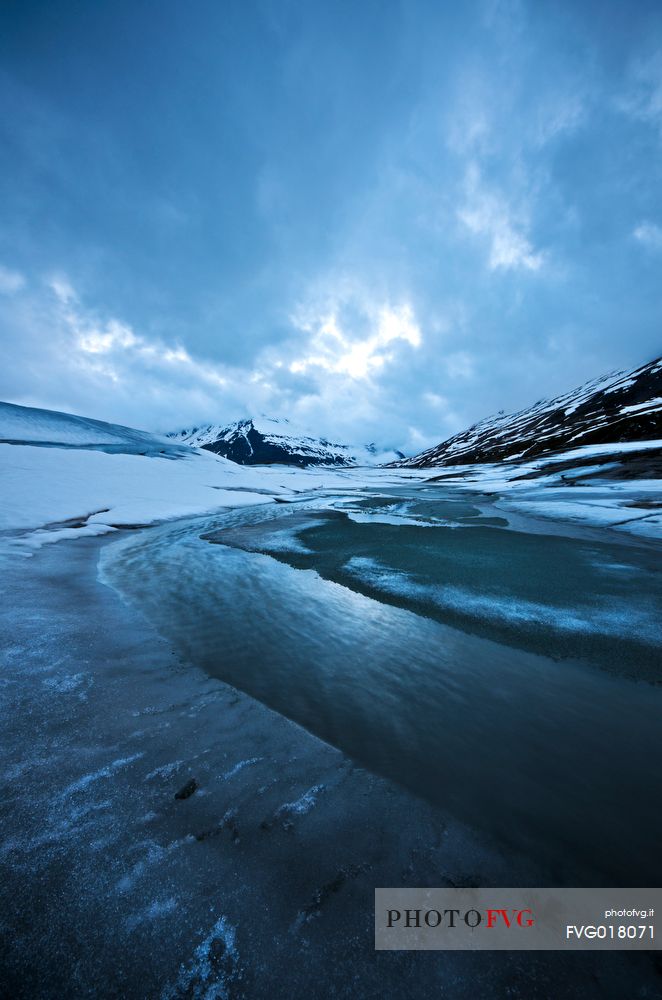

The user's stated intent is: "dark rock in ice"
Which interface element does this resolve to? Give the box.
[174,777,198,800]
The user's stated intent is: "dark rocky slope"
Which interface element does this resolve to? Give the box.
[399,357,662,468]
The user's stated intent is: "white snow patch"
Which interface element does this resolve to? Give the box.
[275,783,325,820]
[222,757,262,781]
[620,397,662,414]
[60,752,145,798]
[143,760,184,782]
[346,510,456,528]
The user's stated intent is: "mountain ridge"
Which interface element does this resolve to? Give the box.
[397,356,662,468]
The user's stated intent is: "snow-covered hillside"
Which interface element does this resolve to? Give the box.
[0,402,373,555]
[167,415,404,467]
[0,400,191,457]
[399,357,662,468]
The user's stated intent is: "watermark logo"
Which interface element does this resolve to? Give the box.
[375,888,659,950]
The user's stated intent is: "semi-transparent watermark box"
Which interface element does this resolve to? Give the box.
[375,888,660,950]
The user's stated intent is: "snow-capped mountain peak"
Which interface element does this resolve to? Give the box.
[167,415,405,467]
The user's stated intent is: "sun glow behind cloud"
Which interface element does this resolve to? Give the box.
[0,271,439,449]
[289,301,422,379]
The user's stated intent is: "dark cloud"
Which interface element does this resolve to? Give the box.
[0,0,661,451]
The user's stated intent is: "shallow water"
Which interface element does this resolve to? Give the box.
[100,484,662,884]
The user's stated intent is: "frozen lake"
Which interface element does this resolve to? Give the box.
[100,482,662,885]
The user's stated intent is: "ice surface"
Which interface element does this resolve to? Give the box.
[343,556,661,644]
[3,406,662,997]
[419,441,662,539]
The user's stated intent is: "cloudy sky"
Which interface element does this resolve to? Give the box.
[1,0,661,453]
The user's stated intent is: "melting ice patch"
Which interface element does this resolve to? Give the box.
[343,557,661,644]
[338,495,501,529]
[236,518,328,555]
[345,510,453,528]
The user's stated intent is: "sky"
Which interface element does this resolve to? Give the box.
[0,0,661,454]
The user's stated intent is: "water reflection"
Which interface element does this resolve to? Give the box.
[100,490,662,885]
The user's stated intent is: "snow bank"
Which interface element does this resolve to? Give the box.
[0,441,387,550]
[425,441,662,539]
[0,402,388,554]
[0,445,273,549]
